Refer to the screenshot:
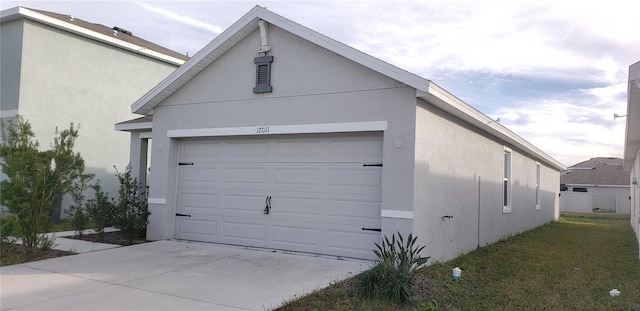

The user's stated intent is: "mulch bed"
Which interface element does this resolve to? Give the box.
[0,242,74,266]
[64,230,148,246]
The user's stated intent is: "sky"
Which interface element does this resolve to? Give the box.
[2,0,639,167]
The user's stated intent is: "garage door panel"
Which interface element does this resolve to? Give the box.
[328,138,383,162]
[222,221,266,242]
[180,167,221,183]
[225,166,269,184]
[274,140,325,161]
[221,193,268,215]
[328,167,381,187]
[271,224,319,247]
[274,167,324,186]
[327,198,380,220]
[176,219,217,238]
[269,195,321,217]
[177,192,218,210]
[226,140,271,160]
[180,141,223,162]
[175,132,382,260]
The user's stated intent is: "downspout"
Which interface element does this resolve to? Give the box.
[478,175,481,249]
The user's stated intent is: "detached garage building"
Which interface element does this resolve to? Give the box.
[117,6,565,262]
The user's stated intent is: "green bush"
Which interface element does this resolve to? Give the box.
[67,173,94,236]
[0,216,21,242]
[358,232,429,304]
[113,164,150,244]
[0,116,86,253]
[85,180,116,241]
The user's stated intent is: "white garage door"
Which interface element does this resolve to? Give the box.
[174,132,383,260]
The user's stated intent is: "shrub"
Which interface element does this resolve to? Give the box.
[113,164,150,244]
[67,173,94,236]
[0,116,86,253]
[358,232,429,304]
[0,215,21,243]
[85,180,116,241]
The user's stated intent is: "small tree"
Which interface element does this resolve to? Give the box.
[0,116,86,253]
[113,164,150,244]
[85,180,115,241]
[67,173,94,236]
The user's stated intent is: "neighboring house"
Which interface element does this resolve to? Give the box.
[0,7,187,217]
[117,6,565,262]
[624,60,640,259]
[560,157,631,214]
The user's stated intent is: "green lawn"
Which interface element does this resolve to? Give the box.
[277,213,640,310]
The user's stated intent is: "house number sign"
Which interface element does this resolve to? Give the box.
[256,126,270,134]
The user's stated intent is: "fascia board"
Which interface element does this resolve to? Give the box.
[2,7,185,66]
[114,122,152,132]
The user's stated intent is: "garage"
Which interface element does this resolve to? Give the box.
[174,132,383,260]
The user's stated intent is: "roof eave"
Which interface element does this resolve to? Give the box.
[1,7,186,66]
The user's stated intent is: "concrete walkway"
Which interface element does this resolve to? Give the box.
[46,227,123,253]
[1,240,370,310]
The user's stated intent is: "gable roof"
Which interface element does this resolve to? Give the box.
[130,5,566,171]
[561,157,629,186]
[0,6,188,65]
[624,60,640,171]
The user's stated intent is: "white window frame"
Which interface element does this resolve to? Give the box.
[503,147,512,213]
[535,162,541,210]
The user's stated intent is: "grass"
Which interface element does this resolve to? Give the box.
[277,212,640,310]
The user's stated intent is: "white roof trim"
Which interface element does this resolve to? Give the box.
[129,5,566,171]
[114,121,152,132]
[1,7,185,66]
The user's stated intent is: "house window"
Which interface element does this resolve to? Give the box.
[503,147,512,213]
[253,55,273,93]
[535,163,541,210]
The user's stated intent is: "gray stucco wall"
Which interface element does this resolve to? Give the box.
[0,19,23,113]
[414,100,559,262]
[147,25,417,240]
[6,19,179,212]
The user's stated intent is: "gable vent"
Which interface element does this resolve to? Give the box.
[253,55,273,93]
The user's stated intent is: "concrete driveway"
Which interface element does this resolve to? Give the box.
[1,240,369,310]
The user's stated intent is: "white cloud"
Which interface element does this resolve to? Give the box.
[135,1,223,35]
[495,82,628,166]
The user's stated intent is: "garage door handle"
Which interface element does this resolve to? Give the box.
[363,163,383,167]
[264,196,272,215]
[176,213,191,217]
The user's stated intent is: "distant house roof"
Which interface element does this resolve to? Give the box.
[127,5,566,171]
[0,6,189,65]
[561,157,629,186]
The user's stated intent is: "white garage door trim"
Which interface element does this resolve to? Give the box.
[167,121,388,138]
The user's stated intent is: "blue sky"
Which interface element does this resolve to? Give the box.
[3,0,639,166]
